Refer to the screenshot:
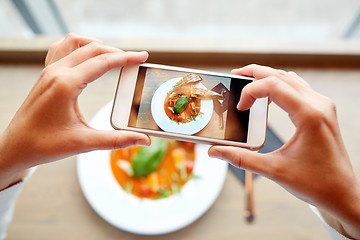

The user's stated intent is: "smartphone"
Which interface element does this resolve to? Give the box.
[111,63,268,149]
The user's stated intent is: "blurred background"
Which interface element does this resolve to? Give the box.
[1,0,360,40]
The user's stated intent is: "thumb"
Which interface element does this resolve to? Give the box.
[84,130,151,150]
[208,145,274,176]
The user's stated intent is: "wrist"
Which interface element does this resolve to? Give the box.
[322,176,360,239]
[0,131,28,191]
[340,178,360,239]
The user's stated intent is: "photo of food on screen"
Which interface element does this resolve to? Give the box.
[128,67,250,143]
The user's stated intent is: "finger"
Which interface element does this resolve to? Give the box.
[208,145,274,176]
[231,64,284,79]
[232,65,310,90]
[72,51,149,85]
[73,100,88,127]
[287,71,311,88]
[45,38,63,66]
[236,76,305,123]
[83,130,151,150]
[54,41,123,68]
[45,33,103,66]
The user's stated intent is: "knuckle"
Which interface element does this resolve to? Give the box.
[228,150,245,169]
[38,66,75,97]
[87,41,105,54]
[64,33,87,47]
[47,71,72,92]
[65,32,79,41]
[287,71,298,76]
[48,42,59,54]
[112,133,134,149]
[52,75,73,94]
[302,106,326,124]
[39,65,52,79]
[39,65,58,84]
[264,76,281,88]
[301,105,331,129]
[248,63,261,70]
[276,70,299,80]
[276,69,287,76]
[112,134,123,149]
[96,53,113,71]
[325,97,337,115]
[301,95,337,127]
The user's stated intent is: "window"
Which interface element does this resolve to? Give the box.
[2,0,360,40]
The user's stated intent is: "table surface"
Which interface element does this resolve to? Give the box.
[1,63,360,240]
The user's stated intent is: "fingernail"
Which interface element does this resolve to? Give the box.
[138,51,149,63]
[138,51,148,56]
[128,51,147,56]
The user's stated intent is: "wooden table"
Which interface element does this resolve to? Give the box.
[1,61,359,239]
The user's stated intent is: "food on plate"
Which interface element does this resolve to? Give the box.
[190,85,223,99]
[110,138,196,199]
[173,73,203,89]
[132,137,168,177]
[173,96,189,114]
[164,73,222,124]
[164,94,201,123]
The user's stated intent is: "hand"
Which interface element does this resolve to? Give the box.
[0,33,150,190]
[208,64,360,238]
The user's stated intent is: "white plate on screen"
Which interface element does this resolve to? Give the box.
[77,102,228,235]
[151,77,213,135]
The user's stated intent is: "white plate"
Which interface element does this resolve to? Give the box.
[151,77,213,135]
[77,102,228,235]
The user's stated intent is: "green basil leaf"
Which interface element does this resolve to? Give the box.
[132,138,168,177]
[173,96,188,114]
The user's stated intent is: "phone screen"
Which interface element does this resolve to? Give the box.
[127,66,251,143]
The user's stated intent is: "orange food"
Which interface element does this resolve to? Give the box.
[164,94,201,123]
[110,141,196,199]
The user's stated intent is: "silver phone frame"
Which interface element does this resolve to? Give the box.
[111,63,268,149]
